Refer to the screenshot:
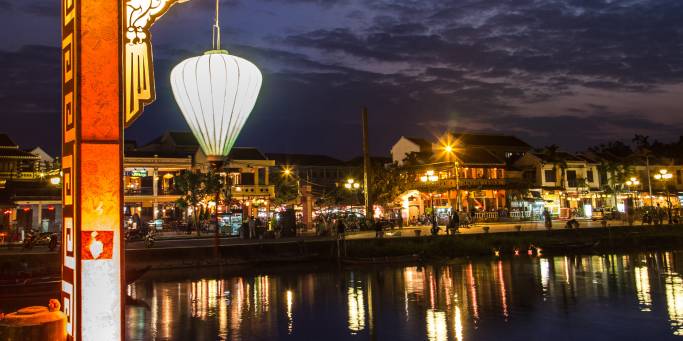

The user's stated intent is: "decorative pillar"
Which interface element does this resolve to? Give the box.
[60,1,187,340]
[61,1,124,340]
[153,168,159,219]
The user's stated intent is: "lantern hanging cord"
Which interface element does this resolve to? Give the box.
[212,0,221,50]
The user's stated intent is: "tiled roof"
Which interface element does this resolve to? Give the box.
[345,156,393,167]
[266,153,347,167]
[167,132,200,146]
[0,148,39,159]
[452,133,531,148]
[532,152,586,163]
[404,137,432,149]
[229,148,267,161]
[455,147,505,165]
[0,134,17,148]
[124,150,194,159]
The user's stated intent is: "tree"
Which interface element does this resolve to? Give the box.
[541,145,568,189]
[271,172,299,206]
[402,152,432,166]
[370,163,408,206]
[174,170,221,236]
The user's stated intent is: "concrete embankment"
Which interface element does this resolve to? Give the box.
[4,225,683,275]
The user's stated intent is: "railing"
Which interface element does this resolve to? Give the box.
[509,211,533,219]
[232,185,275,198]
[0,171,39,180]
[474,212,499,221]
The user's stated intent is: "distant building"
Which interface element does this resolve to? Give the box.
[514,152,602,218]
[0,133,40,182]
[265,153,356,195]
[124,132,275,225]
[391,136,432,166]
[0,134,61,232]
[442,132,532,164]
[390,132,534,222]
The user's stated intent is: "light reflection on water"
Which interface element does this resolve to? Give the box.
[125,251,683,340]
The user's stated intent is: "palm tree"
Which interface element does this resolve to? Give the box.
[541,145,568,189]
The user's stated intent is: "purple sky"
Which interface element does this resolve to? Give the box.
[1,0,682,158]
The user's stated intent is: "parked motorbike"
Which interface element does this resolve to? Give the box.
[125,228,147,242]
[22,228,59,251]
[565,219,580,229]
[144,229,155,248]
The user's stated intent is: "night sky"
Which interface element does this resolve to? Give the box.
[1,0,682,159]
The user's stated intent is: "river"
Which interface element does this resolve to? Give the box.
[4,251,683,340]
[121,251,683,340]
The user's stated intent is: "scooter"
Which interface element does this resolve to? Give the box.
[144,229,155,248]
[22,228,59,251]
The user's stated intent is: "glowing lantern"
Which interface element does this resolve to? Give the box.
[170,1,262,158]
[170,51,261,157]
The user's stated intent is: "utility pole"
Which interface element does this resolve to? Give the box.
[646,156,653,206]
[362,107,373,220]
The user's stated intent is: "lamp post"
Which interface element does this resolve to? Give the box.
[654,169,674,224]
[443,145,462,211]
[420,170,439,226]
[625,177,640,206]
[344,178,362,207]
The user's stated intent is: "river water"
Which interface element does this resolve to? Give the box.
[122,251,683,340]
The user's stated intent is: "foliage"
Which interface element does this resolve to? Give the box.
[270,171,299,206]
[174,170,223,236]
[370,163,408,205]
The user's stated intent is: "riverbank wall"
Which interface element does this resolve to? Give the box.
[4,225,683,275]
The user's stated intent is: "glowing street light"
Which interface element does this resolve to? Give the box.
[441,140,462,211]
[345,178,361,190]
[49,176,61,186]
[420,170,439,226]
[654,169,674,224]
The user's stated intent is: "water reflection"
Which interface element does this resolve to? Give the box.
[125,251,683,340]
[347,276,366,334]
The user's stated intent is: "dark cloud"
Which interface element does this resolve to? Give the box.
[21,2,59,17]
[0,0,681,158]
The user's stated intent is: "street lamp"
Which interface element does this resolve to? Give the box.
[345,178,361,190]
[281,166,301,201]
[442,144,462,211]
[654,169,674,224]
[420,170,439,226]
[625,177,640,205]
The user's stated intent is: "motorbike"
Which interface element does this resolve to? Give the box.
[564,219,580,229]
[144,229,155,248]
[22,228,59,251]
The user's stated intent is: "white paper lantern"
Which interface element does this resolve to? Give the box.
[170,50,262,157]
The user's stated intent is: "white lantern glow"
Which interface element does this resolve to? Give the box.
[170,50,262,157]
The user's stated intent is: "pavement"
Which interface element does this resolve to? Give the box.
[0,218,664,255]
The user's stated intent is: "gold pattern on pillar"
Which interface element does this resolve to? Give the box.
[124,0,188,127]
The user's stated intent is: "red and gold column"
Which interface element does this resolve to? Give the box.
[61,0,124,340]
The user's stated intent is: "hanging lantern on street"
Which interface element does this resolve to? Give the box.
[170,0,262,159]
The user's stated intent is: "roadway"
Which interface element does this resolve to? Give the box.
[0,218,653,255]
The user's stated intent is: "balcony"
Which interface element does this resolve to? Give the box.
[231,185,275,199]
[123,187,181,203]
[417,177,530,190]
[0,171,39,180]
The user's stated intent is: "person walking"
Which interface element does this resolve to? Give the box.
[248,216,256,239]
[448,211,460,235]
[336,218,346,240]
[374,219,383,238]
[543,208,552,229]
